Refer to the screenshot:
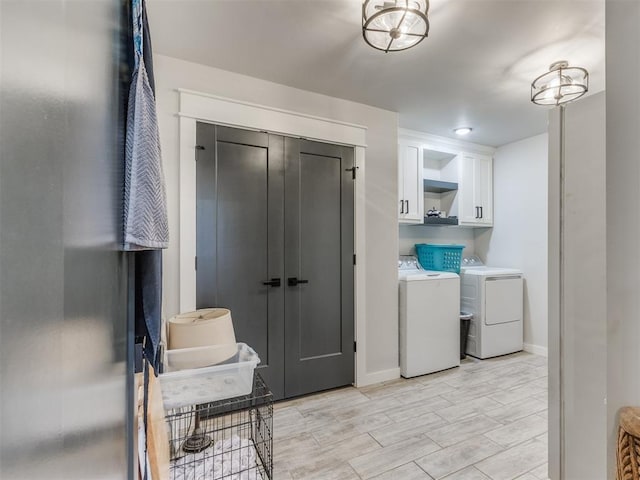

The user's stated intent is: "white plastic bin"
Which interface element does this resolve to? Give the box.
[159,342,260,410]
[163,342,237,371]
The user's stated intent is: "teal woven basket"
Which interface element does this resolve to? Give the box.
[415,244,465,273]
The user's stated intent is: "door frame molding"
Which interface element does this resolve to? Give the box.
[177,89,369,387]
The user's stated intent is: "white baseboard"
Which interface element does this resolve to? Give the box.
[524,343,548,357]
[356,367,401,388]
[355,347,546,387]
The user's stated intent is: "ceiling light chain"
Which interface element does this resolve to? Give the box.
[362,0,430,53]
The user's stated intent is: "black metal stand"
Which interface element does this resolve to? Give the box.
[165,373,273,480]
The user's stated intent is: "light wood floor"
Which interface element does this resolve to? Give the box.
[273,352,549,480]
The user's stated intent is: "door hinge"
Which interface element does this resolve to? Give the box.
[345,166,357,180]
[353,254,356,265]
[195,256,197,270]
[354,341,357,352]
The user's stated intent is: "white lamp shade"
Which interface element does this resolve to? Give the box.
[167,308,236,350]
[165,308,238,370]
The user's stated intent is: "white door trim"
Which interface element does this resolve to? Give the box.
[177,89,368,388]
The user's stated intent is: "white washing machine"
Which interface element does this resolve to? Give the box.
[399,256,460,378]
[460,256,524,359]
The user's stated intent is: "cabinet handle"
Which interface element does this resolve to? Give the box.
[288,277,309,286]
[475,206,479,219]
[480,206,483,219]
[405,200,409,213]
[262,278,281,287]
[400,200,405,214]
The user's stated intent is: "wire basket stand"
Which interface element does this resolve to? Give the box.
[165,373,273,480]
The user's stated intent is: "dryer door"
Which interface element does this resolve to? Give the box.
[484,276,523,325]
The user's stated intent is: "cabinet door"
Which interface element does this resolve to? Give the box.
[402,144,423,222]
[458,154,478,224]
[398,144,405,217]
[398,141,423,224]
[458,153,493,226]
[476,155,493,225]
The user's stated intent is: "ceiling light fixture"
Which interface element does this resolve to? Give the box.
[454,127,472,136]
[531,60,589,106]
[362,0,429,53]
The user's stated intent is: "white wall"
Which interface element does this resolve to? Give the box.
[475,134,548,355]
[399,225,475,258]
[606,1,640,477]
[153,54,400,382]
[548,92,607,480]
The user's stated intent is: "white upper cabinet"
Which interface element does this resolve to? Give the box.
[458,153,493,226]
[398,140,424,224]
[475,154,493,225]
[398,129,494,227]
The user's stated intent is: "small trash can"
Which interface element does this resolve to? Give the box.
[460,312,473,359]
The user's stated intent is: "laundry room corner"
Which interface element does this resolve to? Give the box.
[474,133,549,357]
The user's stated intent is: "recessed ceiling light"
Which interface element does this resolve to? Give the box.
[454,127,472,135]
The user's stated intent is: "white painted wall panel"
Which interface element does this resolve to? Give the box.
[548,92,607,480]
[399,225,475,258]
[606,1,640,477]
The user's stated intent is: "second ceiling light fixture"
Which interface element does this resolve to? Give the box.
[362,0,430,53]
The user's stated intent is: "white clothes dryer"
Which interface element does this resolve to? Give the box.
[460,256,524,359]
[399,256,460,377]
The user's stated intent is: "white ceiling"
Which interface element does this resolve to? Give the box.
[147,0,605,147]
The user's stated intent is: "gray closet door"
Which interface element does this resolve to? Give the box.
[196,124,285,398]
[196,125,354,400]
[284,138,355,398]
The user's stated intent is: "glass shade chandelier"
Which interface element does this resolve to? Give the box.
[531,61,589,106]
[362,0,430,53]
